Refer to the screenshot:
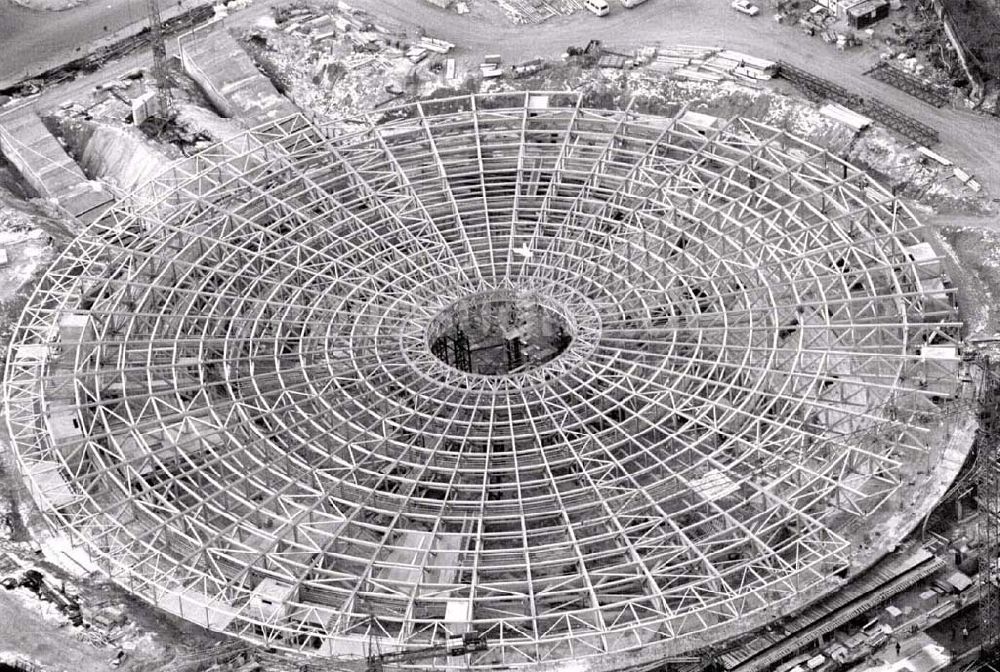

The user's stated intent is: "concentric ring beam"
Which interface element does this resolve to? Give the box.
[4,91,968,671]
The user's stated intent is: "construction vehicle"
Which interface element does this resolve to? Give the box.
[366,631,488,672]
[16,568,83,626]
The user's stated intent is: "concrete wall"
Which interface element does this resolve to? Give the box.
[178,20,300,126]
[0,108,89,200]
[0,108,114,224]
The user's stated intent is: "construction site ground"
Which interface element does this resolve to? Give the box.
[0,589,126,672]
[4,0,997,196]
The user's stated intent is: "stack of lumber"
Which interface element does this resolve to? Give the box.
[418,36,454,53]
[646,45,776,83]
[492,0,585,24]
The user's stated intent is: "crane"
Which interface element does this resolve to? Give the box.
[366,631,489,672]
[144,0,174,124]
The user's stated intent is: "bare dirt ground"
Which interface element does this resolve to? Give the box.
[0,566,229,672]
[0,590,118,672]
[924,212,1000,338]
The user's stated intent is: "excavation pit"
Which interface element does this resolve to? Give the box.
[426,292,574,376]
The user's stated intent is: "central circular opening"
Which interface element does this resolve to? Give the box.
[427,291,574,376]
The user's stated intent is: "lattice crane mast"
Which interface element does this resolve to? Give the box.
[144,0,174,122]
[366,631,489,672]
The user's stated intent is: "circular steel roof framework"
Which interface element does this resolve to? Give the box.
[5,92,964,669]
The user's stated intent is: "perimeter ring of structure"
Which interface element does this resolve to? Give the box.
[4,92,966,670]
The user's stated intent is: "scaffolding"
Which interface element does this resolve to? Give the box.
[1,92,971,671]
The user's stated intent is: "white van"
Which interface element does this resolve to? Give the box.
[621,0,649,7]
[585,0,610,15]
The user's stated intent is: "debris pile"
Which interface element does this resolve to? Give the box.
[873,8,978,102]
[0,562,82,626]
[0,541,176,666]
[54,72,148,125]
[0,204,36,235]
[240,3,454,122]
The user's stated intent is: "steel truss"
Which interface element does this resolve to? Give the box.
[3,92,968,670]
[863,62,950,109]
[777,61,941,146]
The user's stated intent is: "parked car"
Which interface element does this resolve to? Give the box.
[731,0,760,15]
[585,0,610,15]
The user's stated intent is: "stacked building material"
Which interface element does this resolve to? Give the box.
[646,46,775,83]
[492,0,585,24]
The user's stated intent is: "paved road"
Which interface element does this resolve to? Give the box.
[0,0,207,90]
[3,0,999,198]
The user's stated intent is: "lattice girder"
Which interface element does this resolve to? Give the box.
[4,92,966,670]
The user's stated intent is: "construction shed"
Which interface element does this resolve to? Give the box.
[847,0,889,28]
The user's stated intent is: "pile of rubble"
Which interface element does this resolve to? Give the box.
[0,205,36,235]
[1,555,83,627]
[239,2,458,122]
[0,547,170,669]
